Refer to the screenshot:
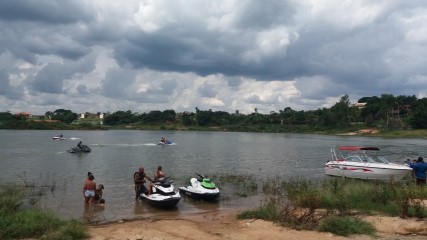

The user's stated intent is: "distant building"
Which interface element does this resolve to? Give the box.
[15,112,30,118]
[353,102,367,108]
[77,112,105,125]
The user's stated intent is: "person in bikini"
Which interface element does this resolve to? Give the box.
[154,165,165,181]
[83,173,96,206]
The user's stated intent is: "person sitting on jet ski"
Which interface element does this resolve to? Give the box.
[77,141,83,149]
[160,137,166,143]
[134,166,153,198]
[154,166,165,181]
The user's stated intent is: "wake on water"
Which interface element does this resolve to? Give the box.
[89,143,164,147]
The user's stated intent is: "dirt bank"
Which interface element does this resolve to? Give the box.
[88,210,427,240]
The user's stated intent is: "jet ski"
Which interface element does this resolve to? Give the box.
[52,136,65,140]
[178,173,220,201]
[157,140,173,145]
[139,177,181,208]
[67,145,91,153]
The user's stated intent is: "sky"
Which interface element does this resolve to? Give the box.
[1,0,427,115]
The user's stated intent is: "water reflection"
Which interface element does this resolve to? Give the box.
[133,200,146,215]
[82,203,106,224]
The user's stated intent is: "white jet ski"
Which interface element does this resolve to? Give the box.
[139,177,181,208]
[179,173,220,201]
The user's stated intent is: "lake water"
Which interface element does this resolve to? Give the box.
[1,130,426,223]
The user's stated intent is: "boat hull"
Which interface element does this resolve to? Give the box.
[140,193,181,208]
[52,137,65,140]
[324,163,412,181]
[179,187,220,201]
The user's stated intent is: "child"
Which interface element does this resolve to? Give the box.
[95,184,104,201]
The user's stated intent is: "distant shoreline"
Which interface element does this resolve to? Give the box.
[2,125,427,138]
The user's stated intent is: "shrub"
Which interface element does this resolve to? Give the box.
[0,184,89,240]
[319,216,376,236]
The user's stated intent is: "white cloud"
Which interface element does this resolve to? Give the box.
[0,0,427,115]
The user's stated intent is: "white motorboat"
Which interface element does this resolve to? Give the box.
[325,145,412,181]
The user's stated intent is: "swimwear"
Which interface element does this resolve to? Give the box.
[84,190,96,198]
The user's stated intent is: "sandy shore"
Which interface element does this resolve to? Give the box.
[88,210,427,240]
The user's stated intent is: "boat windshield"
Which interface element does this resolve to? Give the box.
[361,156,376,163]
[331,146,394,165]
[375,156,390,164]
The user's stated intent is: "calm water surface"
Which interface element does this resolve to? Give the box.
[1,130,426,223]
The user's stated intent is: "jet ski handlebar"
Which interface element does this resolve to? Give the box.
[196,173,205,179]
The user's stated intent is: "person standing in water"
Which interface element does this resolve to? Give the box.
[134,166,153,198]
[83,173,96,205]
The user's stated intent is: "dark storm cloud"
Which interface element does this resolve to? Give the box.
[22,34,90,61]
[110,0,427,101]
[30,63,65,94]
[0,21,91,63]
[0,71,21,99]
[113,29,242,76]
[30,57,95,94]
[231,0,296,30]
[226,77,242,89]
[100,68,176,103]
[100,68,141,100]
[0,0,93,24]
[198,83,217,98]
[149,79,177,95]
[77,84,89,95]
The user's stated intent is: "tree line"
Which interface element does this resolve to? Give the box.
[1,94,427,131]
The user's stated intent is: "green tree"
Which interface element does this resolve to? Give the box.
[145,110,162,123]
[45,111,53,119]
[181,111,195,126]
[196,110,213,126]
[327,95,351,129]
[379,94,396,126]
[360,96,380,126]
[410,98,427,129]
[162,109,176,123]
[52,109,78,124]
[104,110,138,125]
[211,111,231,125]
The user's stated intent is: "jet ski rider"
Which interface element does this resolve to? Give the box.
[134,166,154,198]
[77,141,83,149]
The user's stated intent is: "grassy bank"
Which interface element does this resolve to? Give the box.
[0,184,89,240]
[374,129,427,138]
[238,177,427,236]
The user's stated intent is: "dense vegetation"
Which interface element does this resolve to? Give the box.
[237,177,427,236]
[1,94,427,132]
[0,184,89,240]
